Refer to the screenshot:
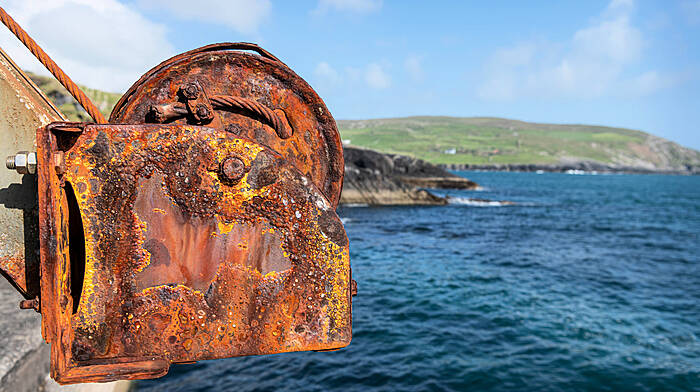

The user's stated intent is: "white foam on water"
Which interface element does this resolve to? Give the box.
[447,197,513,207]
[342,203,369,208]
[565,169,586,175]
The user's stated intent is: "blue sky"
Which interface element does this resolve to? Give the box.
[1,0,698,149]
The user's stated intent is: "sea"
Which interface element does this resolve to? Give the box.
[136,171,700,392]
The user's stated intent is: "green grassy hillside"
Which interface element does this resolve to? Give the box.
[338,117,700,170]
[26,71,120,121]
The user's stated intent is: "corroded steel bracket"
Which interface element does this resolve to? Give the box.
[37,122,351,383]
[0,46,64,299]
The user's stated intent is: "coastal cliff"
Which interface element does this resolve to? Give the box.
[340,146,478,205]
[338,117,700,175]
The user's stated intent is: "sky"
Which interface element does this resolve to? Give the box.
[1,0,699,149]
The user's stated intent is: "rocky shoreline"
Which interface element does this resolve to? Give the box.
[339,146,700,206]
[441,162,700,175]
[340,146,478,206]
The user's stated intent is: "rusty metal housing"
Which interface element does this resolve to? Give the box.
[1,43,353,384]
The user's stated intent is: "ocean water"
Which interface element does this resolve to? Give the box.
[137,172,700,392]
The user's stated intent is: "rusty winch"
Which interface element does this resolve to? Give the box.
[0,8,352,385]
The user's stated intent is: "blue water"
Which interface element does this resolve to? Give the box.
[137,172,700,391]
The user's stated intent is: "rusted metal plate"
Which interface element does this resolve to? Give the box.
[0,46,64,298]
[37,122,351,384]
[109,43,344,208]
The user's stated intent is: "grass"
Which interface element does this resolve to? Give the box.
[337,116,698,166]
[26,71,121,121]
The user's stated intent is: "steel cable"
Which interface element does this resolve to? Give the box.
[210,95,291,139]
[0,6,107,123]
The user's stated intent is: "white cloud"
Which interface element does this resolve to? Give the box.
[313,61,340,89]
[312,61,390,91]
[364,63,390,89]
[478,0,669,101]
[626,70,674,95]
[404,55,423,82]
[573,1,641,64]
[0,0,174,92]
[314,0,382,14]
[136,0,271,35]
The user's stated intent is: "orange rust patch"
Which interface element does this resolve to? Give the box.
[37,123,351,383]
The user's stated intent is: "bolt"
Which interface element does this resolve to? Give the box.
[180,83,199,100]
[6,151,36,174]
[19,297,40,312]
[196,104,212,121]
[225,123,242,135]
[220,156,246,183]
[54,151,66,175]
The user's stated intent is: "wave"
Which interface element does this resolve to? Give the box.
[342,203,369,208]
[340,218,352,224]
[565,169,600,175]
[447,197,515,207]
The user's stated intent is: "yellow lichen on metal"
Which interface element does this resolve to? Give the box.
[38,123,350,380]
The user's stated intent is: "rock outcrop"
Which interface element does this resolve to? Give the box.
[398,176,478,189]
[340,146,477,205]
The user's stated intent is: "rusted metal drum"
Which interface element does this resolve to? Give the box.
[110,43,344,208]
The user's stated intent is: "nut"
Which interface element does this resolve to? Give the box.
[7,151,36,174]
[180,83,199,100]
[195,104,212,121]
[26,152,37,174]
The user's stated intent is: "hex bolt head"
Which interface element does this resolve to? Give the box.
[6,151,36,174]
[26,152,37,174]
[220,156,246,184]
[196,104,212,121]
[180,83,199,100]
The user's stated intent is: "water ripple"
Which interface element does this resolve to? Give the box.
[138,173,700,392]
